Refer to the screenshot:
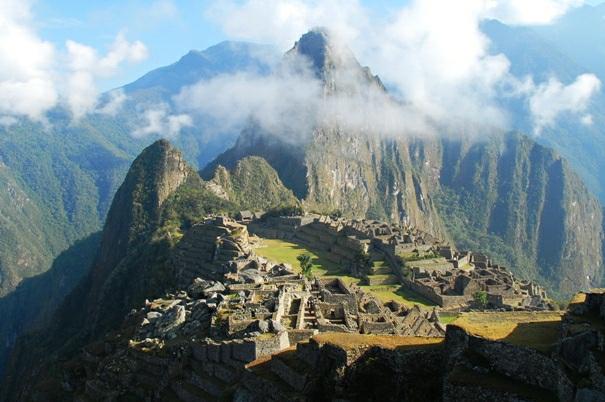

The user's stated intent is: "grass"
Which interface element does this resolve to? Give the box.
[253,237,437,310]
[439,312,460,325]
[370,260,392,275]
[253,238,342,276]
[452,311,564,352]
[360,285,437,308]
[313,332,444,351]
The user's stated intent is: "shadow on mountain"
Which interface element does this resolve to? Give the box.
[0,232,101,377]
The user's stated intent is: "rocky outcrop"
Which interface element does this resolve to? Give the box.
[209,156,299,211]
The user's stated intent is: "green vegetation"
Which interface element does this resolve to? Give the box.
[439,312,460,325]
[0,118,137,295]
[253,238,340,276]
[354,251,372,278]
[211,157,299,211]
[297,254,313,279]
[473,291,489,308]
[400,250,440,262]
[361,285,437,308]
[161,175,238,240]
[254,237,437,308]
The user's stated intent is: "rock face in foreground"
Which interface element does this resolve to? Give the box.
[13,290,605,401]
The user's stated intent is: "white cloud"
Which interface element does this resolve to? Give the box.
[0,0,148,122]
[0,0,58,120]
[206,0,368,49]
[132,104,193,138]
[485,0,584,25]
[203,0,596,137]
[529,74,601,134]
[175,53,435,142]
[96,89,127,116]
[0,116,18,127]
[581,114,594,126]
[65,34,148,119]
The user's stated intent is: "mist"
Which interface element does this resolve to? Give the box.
[163,0,601,142]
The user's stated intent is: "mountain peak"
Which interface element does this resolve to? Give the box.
[288,28,360,78]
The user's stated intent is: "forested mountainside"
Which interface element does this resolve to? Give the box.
[208,29,605,296]
[0,116,136,296]
[483,18,605,201]
[0,139,298,399]
[0,41,276,297]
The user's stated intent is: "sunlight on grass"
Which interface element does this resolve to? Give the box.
[360,285,437,308]
[253,237,438,310]
[253,238,342,276]
[452,311,564,352]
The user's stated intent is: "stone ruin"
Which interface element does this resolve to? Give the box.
[247,214,553,312]
[134,216,444,361]
[404,247,551,310]
[63,216,568,401]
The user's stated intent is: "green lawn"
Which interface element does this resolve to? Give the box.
[254,238,343,276]
[253,237,436,309]
[439,312,460,325]
[361,284,437,308]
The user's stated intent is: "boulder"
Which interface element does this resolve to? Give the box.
[203,281,226,297]
[188,278,212,299]
[270,319,285,333]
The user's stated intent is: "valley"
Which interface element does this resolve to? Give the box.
[2,4,605,400]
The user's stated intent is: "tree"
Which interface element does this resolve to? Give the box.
[354,251,372,277]
[473,291,489,308]
[297,253,313,279]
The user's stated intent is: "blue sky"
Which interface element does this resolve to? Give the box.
[31,0,412,90]
[31,0,604,90]
[2,0,601,132]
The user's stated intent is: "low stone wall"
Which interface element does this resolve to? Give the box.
[402,278,444,306]
[360,321,395,334]
[445,325,574,401]
[287,329,317,345]
[192,332,290,366]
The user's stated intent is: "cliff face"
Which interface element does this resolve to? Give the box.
[208,30,605,295]
[435,135,604,295]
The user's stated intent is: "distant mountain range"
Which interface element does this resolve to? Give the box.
[2,10,605,382]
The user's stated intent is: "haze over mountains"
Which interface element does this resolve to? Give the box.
[2,1,605,391]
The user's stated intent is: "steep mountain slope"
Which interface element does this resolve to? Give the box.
[0,233,100,377]
[0,117,136,296]
[483,19,605,200]
[125,41,277,96]
[209,29,604,295]
[208,30,446,238]
[0,140,296,399]
[436,135,604,295]
[209,156,299,210]
[0,40,276,297]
